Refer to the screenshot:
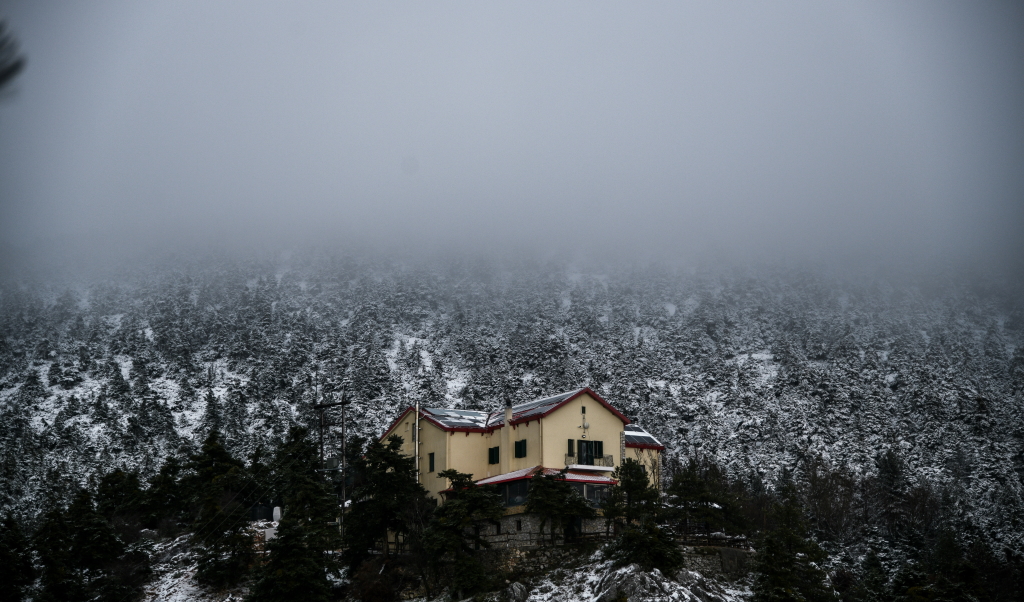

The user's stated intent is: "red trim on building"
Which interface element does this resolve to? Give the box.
[625,442,666,451]
[380,388,632,442]
[441,466,618,491]
[380,406,498,441]
[509,387,631,426]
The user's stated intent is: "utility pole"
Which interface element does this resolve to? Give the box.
[313,392,349,469]
[313,388,349,531]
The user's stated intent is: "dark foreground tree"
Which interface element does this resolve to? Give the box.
[409,469,503,598]
[142,455,186,534]
[752,477,831,602]
[34,489,150,602]
[605,459,682,574]
[343,435,428,568]
[247,427,341,602]
[666,455,748,537]
[525,468,596,545]
[186,429,253,588]
[34,501,83,602]
[605,458,660,526]
[0,515,35,602]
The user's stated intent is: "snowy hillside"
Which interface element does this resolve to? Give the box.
[2,256,1022,556]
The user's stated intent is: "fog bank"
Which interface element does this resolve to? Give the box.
[1,1,1021,274]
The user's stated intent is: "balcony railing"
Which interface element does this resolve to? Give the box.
[565,454,614,467]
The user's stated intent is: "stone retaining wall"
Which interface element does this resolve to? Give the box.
[476,512,610,549]
[680,546,752,580]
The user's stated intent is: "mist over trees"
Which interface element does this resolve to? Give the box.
[0,254,1022,598]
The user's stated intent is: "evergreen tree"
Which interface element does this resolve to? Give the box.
[247,427,340,602]
[96,468,144,521]
[410,469,503,597]
[608,519,683,574]
[751,478,832,602]
[605,458,660,525]
[605,459,681,574]
[201,389,223,434]
[34,490,142,602]
[143,455,186,533]
[185,429,253,588]
[66,489,128,600]
[525,468,596,545]
[0,515,35,602]
[34,502,82,602]
[850,549,889,602]
[343,435,428,568]
[107,362,132,402]
[667,455,747,537]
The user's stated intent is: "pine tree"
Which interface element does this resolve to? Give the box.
[605,459,681,574]
[96,468,144,521]
[143,455,186,533]
[107,362,132,402]
[35,490,132,602]
[410,469,503,597]
[667,455,748,537]
[201,389,223,434]
[751,477,832,602]
[67,489,127,598]
[34,503,81,602]
[0,515,35,602]
[247,427,340,602]
[525,468,596,545]
[343,435,428,568]
[185,429,253,588]
[605,458,660,525]
[850,549,888,602]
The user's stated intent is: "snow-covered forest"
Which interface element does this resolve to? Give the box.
[3,256,1022,557]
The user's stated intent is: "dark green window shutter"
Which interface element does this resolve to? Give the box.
[488,446,500,464]
[567,439,574,456]
[428,452,435,472]
[596,441,604,458]
[515,439,527,458]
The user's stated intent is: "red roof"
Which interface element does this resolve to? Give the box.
[380,388,631,441]
[474,465,618,486]
[506,387,631,426]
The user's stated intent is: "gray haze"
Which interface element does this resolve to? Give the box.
[0,1,1021,270]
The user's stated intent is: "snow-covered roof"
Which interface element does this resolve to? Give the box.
[474,465,618,486]
[383,388,630,438]
[624,424,665,450]
[420,407,492,430]
[508,389,584,421]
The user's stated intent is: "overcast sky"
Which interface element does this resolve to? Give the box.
[0,1,1021,270]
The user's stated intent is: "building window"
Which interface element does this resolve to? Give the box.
[516,519,522,531]
[499,480,529,507]
[496,522,501,535]
[581,405,586,414]
[488,446,500,465]
[514,439,527,458]
[567,439,575,456]
[577,440,604,465]
[428,452,435,473]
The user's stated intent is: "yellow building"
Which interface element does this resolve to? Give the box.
[379,387,665,505]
